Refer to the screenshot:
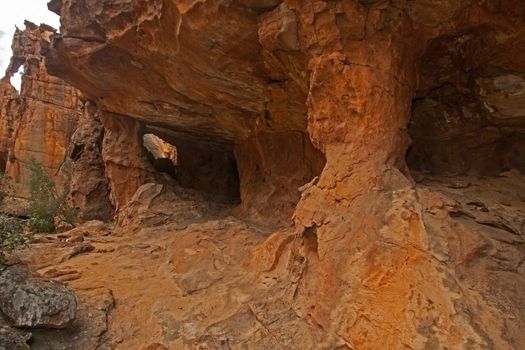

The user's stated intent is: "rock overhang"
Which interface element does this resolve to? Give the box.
[44,0,300,144]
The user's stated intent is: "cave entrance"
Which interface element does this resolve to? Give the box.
[142,130,241,203]
[143,133,178,177]
[406,82,525,176]
[406,31,525,176]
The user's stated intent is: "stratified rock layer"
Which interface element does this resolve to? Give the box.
[2,22,80,199]
[0,80,20,171]
[0,22,116,222]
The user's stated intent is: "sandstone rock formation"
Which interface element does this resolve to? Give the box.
[45,0,327,227]
[1,22,80,200]
[66,101,114,222]
[0,23,131,221]
[0,0,524,349]
[407,10,525,175]
[143,133,178,177]
[0,80,20,172]
[99,112,156,210]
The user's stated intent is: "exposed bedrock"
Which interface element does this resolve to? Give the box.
[45,0,272,141]
[1,22,80,200]
[0,80,20,172]
[234,131,325,226]
[45,0,327,226]
[67,101,114,221]
[30,0,525,348]
[100,111,156,210]
[0,23,114,221]
[407,21,525,175]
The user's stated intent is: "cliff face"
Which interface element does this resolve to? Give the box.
[45,0,327,226]
[0,22,80,200]
[0,23,114,221]
[0,80,20,172]
[1,0,525,349]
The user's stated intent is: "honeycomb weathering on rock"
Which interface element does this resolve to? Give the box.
[0,0,524,348]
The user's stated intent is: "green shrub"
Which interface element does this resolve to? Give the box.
[0,174,28,263]
[0,214,28,264]
[27,158,77,233]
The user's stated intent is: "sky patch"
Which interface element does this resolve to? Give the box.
[0,1,60,89]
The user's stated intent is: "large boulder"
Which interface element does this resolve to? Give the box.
[0,264,77,328]
[0,326,31,350]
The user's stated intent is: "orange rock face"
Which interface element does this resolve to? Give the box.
[0,23,116,222]
[0,79,20,171]
[1,0,524,349]
[100,112,155,210]
[67,101,114,221]
[234,131,325,226]
[1,22,80,200]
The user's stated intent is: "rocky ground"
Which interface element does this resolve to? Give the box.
[2,170,522,349]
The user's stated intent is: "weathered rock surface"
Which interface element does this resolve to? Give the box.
[45,0,326,226]
[66,101,114,222]
[1,22,80,200]
[407,20,525,175]
[0,0,523,349]
[0,264,76,328]
[11,171,523,349]
[0,326,31,350]
[100,112,156,210]
[114,182,230,230]
[0,80,20,172]
[0,327,31,350]
[234,131,325,226]
[143,133,178,177]
[28,287,114,350]
[46,0,271,142]
[0,24,116,221]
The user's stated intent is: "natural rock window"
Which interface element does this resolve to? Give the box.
[10,66,24,92]
[142,133,178,178]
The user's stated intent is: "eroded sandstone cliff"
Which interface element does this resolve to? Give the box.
[0,22,80,201]
[1,0,525,349]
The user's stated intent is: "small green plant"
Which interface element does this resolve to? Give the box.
[27,158,77,233]
[0,214,28,264]
[0,173,28,263]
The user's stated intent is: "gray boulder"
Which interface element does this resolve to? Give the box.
[0,326,31,350]
[0,264,77,328]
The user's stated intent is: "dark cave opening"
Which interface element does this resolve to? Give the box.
[406,82,525,176]
[142,131,241,203]
[176,141,240,203]
[406,31,525,176]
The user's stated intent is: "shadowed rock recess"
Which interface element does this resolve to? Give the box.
[0,0,524,349]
